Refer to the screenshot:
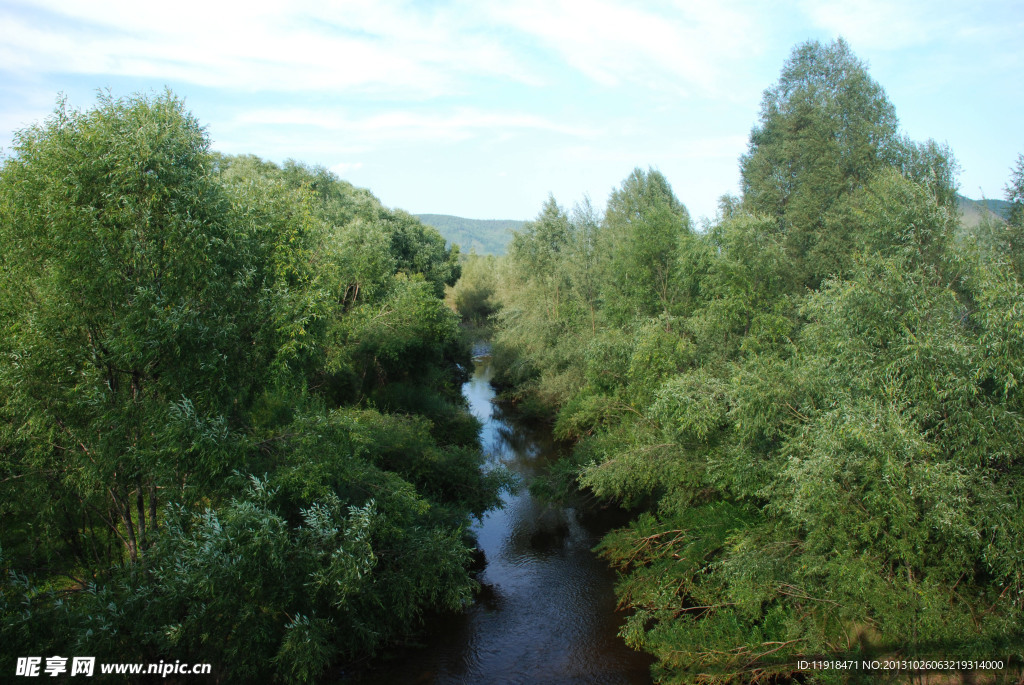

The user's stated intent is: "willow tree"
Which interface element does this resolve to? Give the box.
[999,153,1024,278]
[740,38,901,287]
[601,168,691,322]
[0,92,260,565]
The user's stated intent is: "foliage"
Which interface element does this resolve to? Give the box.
[740,38,901,288]
[601,168,692,322]
[0,92,500,682]
[447,253,500,326]
[0,91,253,568]
[488,38,1024,683]
[994,154,1024,278]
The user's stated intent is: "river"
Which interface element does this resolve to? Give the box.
[358,346,653,684]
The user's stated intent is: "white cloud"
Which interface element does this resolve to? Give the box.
[798,0,948,50]
[3,0,1019,223]
[234,106,601,144]
[0,0,778,98]
[482,0,765,95]
[797,0,1024,55]
[555,133,747,166]
[0,0,535,95]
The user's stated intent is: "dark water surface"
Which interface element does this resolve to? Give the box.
[357,347,653,684]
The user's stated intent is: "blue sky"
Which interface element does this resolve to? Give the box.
[1,0,1022,223]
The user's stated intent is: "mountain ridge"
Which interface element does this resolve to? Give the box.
[416,214,524,255]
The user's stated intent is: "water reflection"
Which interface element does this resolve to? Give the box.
[356,350,652,684]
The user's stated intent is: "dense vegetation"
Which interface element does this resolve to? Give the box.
[446,253,501,329]
[415,214,523,255]
[480,39,1024,682]
[0,92,507,682]
[4,37,1021,685]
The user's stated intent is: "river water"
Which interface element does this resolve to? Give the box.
[359,347,653,684]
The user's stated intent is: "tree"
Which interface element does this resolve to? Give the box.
[0,92,252,565]
[491,197,574,393]
[999,153,1024,277]
[601,168,691,321]
[486,40,1024,684]
[449,253,499,326]
[564,198,603,335]
[740,38,900,287]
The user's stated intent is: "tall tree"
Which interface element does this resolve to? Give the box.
[0,92,252,564]
[601,168,691,322]
[1000,153,1024,278]
[740,38,900,286]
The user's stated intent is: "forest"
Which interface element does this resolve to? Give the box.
[2,37,1023,683]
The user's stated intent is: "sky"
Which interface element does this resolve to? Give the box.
[1,0,1022,223]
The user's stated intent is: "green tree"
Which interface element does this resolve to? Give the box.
[740,38,900,286]
[449,252,500,326]
[491,196,577,400]
[998,153,1024,277]
[0,92,254,565]
[564,198,604,335]
[601,168,691,321]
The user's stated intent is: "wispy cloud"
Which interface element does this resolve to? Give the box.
[1,0,1019,220]
[0,0,777,98]
[483,0,765,95]
[0,0,534,96]
[235,106,601,144]
[799,0,1024,54]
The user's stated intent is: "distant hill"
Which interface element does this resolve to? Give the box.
[421,199,1013,253]
[958,194,1010,228]
[416,214,524,255]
